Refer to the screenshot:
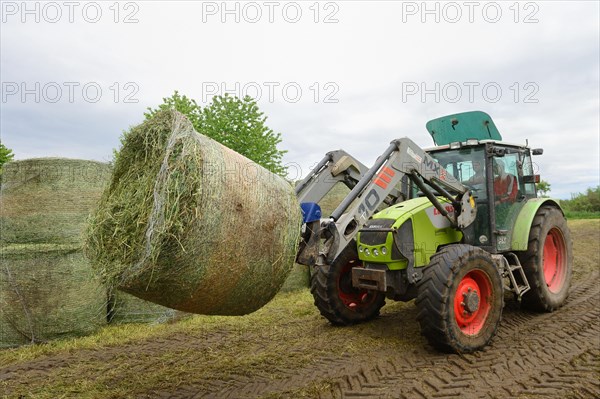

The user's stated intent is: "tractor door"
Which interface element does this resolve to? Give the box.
[490,148,531,251]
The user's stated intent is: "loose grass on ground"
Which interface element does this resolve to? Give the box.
[1,220,598,399]
[0,288,419,398]
[0,290,417,366]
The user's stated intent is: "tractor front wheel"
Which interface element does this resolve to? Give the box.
[310,245,385,326]
[416,244,503,353]
[519,206,573,311]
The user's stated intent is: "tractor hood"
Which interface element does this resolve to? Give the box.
[358,197,462,270]
[426,111,502,146]
[370,197,437,228]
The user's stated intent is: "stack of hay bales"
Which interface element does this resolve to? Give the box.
[0,158,110,246]
[86,110,302,315]
[0,159,109,347]
[0,244,105,346]
[0,158,179,348]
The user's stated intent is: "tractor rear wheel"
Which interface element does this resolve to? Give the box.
[310,245,385,326]
[416,244,503,353]
[518,206,573,311]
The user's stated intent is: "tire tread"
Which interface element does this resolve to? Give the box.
[416,244,503,353]
[310,247,385,326]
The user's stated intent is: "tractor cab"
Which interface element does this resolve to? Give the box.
[424,112,541,253]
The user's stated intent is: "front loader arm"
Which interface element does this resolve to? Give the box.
[295,150,368,204]
[295,150,369,266]
[318,138,477,265]
[295,149,408,266]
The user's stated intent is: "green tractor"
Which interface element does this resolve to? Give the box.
[295,111,572,353]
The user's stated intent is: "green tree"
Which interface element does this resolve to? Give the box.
[198,94,286,175]
[146,92,287,176]
[0,142,15,175]
[537,180,551,197]
[144,91,202,128]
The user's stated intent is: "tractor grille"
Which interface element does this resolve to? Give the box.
[359,219,396,246]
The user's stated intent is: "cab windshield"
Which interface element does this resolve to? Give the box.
[431,147,487,200]
[430,146,491,247]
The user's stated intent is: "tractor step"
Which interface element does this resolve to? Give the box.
[494,253,531,299]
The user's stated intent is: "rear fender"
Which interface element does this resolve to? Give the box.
[511,198,563,250]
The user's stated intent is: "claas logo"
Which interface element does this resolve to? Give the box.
[433,205,455,216]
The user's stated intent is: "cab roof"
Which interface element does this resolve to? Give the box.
[426,111,502,145]
[424,139,530,153]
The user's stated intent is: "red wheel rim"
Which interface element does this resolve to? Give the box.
[454,269,493,336]
[337,260,377,310]
[543,227,566,293]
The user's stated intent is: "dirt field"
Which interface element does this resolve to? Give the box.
[1,220,598,399]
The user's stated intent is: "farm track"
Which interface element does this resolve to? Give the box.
[167,271,600,399]
[1,220,599,398]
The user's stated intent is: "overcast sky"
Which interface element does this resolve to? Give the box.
[1,0,598,199]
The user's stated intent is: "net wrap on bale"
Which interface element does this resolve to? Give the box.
[0,158,111,348]
[86,110,302,315]
[0,244,106,348]
[0,158,110,245]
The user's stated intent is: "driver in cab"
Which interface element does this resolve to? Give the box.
[465,161,485,185]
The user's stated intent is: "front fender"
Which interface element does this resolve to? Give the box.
[511,198,563,251]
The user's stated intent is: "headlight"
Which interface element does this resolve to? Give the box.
[381,246,387,255]
[358,246,363,253]
[373,249,379,257]
[365,248,370,256]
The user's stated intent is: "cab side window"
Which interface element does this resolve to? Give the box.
[492,156,519,203]
[493,153,527,251]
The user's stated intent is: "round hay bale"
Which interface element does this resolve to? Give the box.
[107,289,188,324]
[86,110,302,315]
[0,158,110,245]
[0,244,106,348]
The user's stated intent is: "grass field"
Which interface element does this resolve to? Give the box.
[564,211,600,219]
[1,219,598,398]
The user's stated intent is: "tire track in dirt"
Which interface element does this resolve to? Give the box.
[0,330,237,387]
[323,270,600,399]
[162,270,600,399]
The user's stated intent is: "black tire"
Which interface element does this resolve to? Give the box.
[518,206,573,312]
[416,244,504,353]
[310,245,385,326]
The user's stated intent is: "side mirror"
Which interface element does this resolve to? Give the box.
[532,148,543,155]
[523,174,541,183]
